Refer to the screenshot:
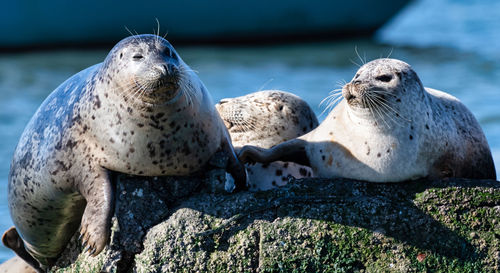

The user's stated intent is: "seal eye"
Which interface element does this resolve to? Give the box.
[133,54,144,60]
[376,74,393,82]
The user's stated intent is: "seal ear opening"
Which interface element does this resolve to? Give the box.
[2,227,44,273]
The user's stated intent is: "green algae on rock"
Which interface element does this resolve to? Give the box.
[51,176,499,273]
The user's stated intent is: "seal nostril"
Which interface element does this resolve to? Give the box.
[345,92,354,101]
[162,64,169,75]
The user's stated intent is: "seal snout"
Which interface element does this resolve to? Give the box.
[150,62,181,94]
[156,63,177,78]
[156,61,178,77]
[343,84,356,102]
[343,82,364,106]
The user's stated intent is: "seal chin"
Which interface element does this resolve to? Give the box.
[141,85,181,105]
[133,74,183,105]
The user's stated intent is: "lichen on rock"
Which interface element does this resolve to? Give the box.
[50,174,499,273]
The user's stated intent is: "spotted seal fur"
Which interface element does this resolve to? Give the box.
[0,256,36,273]
[216,90,318,190]
[239,58,496,182]
[2,34,246,271]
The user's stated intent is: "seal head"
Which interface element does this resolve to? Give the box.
[216,90,318,191]
[101,35,184,105]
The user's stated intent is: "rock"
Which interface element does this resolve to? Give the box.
[49,176,499,273]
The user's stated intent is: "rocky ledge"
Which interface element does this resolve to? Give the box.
[49,173,499,273]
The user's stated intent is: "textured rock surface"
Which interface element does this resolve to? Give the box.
[50,176,499,273]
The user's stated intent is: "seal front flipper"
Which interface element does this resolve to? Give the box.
[77,167,114,256]
[221,137,248,192]
[2,227,44,273]
[239,139,311,167]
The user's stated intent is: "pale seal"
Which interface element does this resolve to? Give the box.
[2,34,246,271]
[0,256,36,273]
[216,90,318,191]
[239,58,496,182]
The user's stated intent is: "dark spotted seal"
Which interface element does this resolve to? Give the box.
[216,90,318,191]
[2,34,246,271]
[239,58,496,182]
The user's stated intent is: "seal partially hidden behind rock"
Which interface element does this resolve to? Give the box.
[2,34,246,272]
[216,90,318,191]
[239,58,496,182]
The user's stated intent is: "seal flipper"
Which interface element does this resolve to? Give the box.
[78,167,114,256]
[221,138,248,192]
[2,227,44,273]
[239,139,311,167]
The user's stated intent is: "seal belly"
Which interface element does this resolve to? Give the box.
[12,189,85,263]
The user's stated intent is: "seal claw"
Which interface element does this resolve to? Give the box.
[89,247,97,256]
[83,245,90,254]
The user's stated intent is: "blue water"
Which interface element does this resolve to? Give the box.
[0,0,499,263]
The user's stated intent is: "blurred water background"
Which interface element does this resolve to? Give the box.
[0,0,499,262]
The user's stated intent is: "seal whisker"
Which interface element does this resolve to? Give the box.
[364,94,375,118]
[386,48,394,59]
[326,95,343,114]
[181,76,194,107]
[124,26,136,38]
[119,80,145,104]
[319,94,342,117]
[137,80,155,102]
[178,66,197,109]
[122,83,142,101]
[154,18,161,43]
[126,79,147,104]
[181,68,199,74]
[370,89,399,98]
[354,46,366,65]
[129,78,152,105]
[330,87,344,95]
[337,79,348,87]
[319,90,340,107]
[319,88,343,116]
[373,95,411,123]
[372,94,396,129]
[240,121,255,133]
[258,78,274,91]
[371,96,407,127]
[367,94,392,128]
[365,96,378,123]
[180,80,193,109]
